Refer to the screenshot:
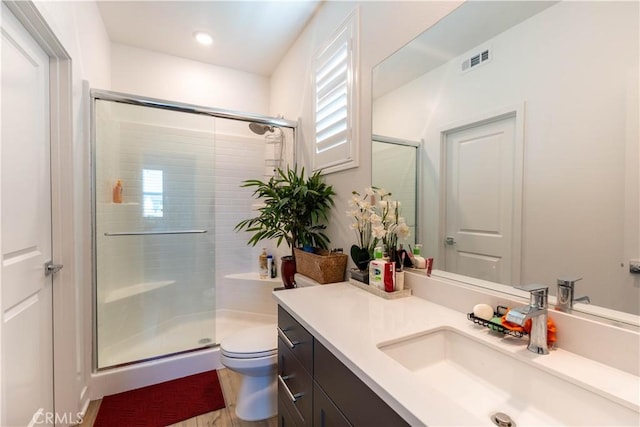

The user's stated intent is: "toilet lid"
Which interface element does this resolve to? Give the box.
[220,324,277,359]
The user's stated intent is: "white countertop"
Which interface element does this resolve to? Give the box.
[273,282,640,426]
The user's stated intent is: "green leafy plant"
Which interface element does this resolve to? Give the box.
[234,166,336,257]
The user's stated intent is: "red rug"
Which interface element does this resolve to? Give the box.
[93,370,225,427]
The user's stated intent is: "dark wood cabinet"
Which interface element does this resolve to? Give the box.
[278,337,313,424]
[278,305,314,371]
[277,304,409,427]
[278,306,314,426]
[314,339,409,427]
[313,383,351,427]
[279,392,303,427]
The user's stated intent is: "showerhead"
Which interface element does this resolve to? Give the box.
[248,122,274,135]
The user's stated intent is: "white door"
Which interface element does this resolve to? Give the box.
[1,4,55,426]
[443,114,519,284]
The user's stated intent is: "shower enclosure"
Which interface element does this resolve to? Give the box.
[92,90,295,370]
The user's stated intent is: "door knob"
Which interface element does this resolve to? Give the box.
[445,237,456,245]
[45,261,63,276]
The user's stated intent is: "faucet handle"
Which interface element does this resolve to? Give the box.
[557,277,582,287]
[515,283,548,293]
[515,284,548,309]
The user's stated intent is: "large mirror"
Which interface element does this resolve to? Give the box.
[372,1,639,326]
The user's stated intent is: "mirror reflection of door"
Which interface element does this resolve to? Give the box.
[372,136,420,248]
[443,112,522,284]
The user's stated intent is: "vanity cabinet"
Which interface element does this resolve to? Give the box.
[278,306,314,425]
[277,305,409,427]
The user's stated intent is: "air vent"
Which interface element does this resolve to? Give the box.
[461,48,491,72]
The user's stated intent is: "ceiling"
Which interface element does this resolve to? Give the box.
[96,1,322,77]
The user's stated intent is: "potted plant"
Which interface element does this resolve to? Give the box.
[234,166,336,288]
[346,188,379,282]
[346,188,411,282]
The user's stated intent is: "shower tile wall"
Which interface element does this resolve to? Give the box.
[213,131,285,316]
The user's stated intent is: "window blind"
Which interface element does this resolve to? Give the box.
[313,10,358,173]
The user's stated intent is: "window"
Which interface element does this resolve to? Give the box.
[313,9,359,174]
[142,169,163,218]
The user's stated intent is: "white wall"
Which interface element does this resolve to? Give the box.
[373,2,639,314]
[31,0,111,421]
[111,43,270,115]
[270,1,462,268]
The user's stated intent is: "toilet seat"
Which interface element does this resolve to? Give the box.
[220,324,277,359]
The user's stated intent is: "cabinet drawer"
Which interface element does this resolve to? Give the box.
[278,305,313,374]
[279,337,313,425]
[313,382,352,427]
[314,340,409,426]
[278,393,303,427]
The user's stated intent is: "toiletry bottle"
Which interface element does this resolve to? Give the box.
[259,248,268,279]
[413,244,426,269]
[266,255,273,279]
[384,262,396,292]
[113,179,123,204]
[369,246,384,288]
[373,246,383,260]
[426,257,434,276]
[395,252,405,291]
[270,255,277,278]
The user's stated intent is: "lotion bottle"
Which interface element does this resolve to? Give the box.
[259,248,268,278]
[113,179,123,204]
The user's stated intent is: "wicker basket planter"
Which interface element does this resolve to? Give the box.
[294,248,348,284]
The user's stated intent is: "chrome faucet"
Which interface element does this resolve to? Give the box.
[555,277,590,312]
[506,284,549,355]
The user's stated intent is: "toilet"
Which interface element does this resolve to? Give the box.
[219,324,278,421]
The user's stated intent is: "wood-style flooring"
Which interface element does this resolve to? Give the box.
[80,368,277,427]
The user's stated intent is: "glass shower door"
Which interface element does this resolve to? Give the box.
[94,100,216,369]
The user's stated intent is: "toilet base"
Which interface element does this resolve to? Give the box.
[235,372,277,421]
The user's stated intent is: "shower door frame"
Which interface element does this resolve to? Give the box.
[89,89,298,371]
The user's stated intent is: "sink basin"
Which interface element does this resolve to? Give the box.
[378,327,639,426]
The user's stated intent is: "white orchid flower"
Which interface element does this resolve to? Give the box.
[372,224,386,239]
[397,222,411,239]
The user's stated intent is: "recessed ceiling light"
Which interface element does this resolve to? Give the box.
[193,31,213,45]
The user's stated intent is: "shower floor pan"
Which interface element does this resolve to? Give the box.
[98,309,276,369]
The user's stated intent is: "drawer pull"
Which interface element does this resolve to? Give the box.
[278,374,302,403]
[277,326,297,349]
